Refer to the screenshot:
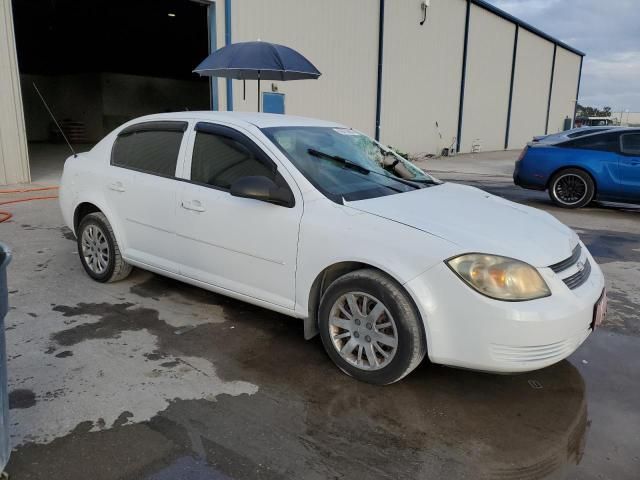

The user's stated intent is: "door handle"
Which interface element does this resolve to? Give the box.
[181,200,206,212]
[108,181,125,192]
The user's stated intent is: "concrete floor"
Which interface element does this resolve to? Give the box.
[27,142,94,185]
[1,146,639,479]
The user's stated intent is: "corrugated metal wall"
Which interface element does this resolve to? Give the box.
[548,47,582,134]
[0,0,29,185]
[460,4,515,153]
[508,29,555,149]
[229,0,379,137]
[380,0,466,155]
[221,0,583,154]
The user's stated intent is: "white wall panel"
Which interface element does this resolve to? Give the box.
[215,0,582,156]
[0,0,29,184]
[380,0,466,154]
[460,4,515,153]
[508,29,554,149]
[548,47,581,134]
[227,0,379,137]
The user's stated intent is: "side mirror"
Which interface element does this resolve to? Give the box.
[230,176,294,207]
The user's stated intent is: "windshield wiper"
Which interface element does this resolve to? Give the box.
[307,149,422,190]
[406,177,441,185]
[307,148,371,174]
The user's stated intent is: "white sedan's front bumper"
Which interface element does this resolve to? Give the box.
[405,246,605,373]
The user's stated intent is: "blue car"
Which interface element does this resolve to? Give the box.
[514,128,640,208]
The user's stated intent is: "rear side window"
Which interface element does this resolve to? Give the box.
[620,133,640,155]
[560,132,620,153]
[190,124,276,190]
[112,121,187,177]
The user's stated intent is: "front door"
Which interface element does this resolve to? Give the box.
[618,132,640,201]
[176,122,302,309]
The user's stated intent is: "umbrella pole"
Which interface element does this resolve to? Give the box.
[257,71,261,112]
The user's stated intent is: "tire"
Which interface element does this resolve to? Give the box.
[318,269,427,385]
[77,212,132,283]
[548,168,595,208]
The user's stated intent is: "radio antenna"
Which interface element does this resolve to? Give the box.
[32,82,77,157]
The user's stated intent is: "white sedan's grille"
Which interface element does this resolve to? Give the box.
[562,259,591,290]
[549,244,582,273]
[548,244,591,290]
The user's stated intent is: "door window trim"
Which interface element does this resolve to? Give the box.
[110,120,189,179]
[193,121,277,174]
[180,121,296,207]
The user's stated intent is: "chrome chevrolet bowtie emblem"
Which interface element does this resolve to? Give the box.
[576,260,584,272]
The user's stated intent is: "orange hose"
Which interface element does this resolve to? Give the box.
[0,186,59,194]
[0,186,59,223]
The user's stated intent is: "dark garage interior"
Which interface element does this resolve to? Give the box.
[13,0,210,146]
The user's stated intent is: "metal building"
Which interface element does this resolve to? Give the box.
[0,0,583,185]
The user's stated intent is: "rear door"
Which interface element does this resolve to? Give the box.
[618,132,640,201]
[111,120,189,272]
[175,121,302,309]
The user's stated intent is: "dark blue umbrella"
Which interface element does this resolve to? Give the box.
[194,41,321,111]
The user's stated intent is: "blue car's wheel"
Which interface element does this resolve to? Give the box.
[549,168,595,208]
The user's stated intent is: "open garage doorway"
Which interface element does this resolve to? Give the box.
[12,0,211,183]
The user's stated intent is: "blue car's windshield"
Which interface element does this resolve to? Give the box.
[262,126,439,202]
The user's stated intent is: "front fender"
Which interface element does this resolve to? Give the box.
[293,201,459,318]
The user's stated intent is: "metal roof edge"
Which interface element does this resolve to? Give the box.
[471,0,586,57]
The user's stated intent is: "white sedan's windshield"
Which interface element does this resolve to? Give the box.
[262,126,439,202]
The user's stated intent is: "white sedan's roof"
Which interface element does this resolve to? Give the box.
[130,111,346,129]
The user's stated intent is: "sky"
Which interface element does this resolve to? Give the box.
[487,0,640,113]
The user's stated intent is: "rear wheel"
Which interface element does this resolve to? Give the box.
[318,269,426,385]
[549,168,595,208]
[77,212,132,282]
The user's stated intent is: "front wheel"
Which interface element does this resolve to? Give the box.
[318,269,427,385]
[548,168,595,208]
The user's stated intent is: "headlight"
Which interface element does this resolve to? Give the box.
[446,254,551,301]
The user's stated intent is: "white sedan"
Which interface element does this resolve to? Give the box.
[59,112,606,384]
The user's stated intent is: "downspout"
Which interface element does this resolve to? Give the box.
[207,4,219,110]
[374,0,385,141]
[225,0,233,111]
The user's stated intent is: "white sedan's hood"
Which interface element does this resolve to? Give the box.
[347,183,578,267]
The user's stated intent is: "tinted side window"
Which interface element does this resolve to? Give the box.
[560,132,619,152]
[112,122,187,176]
[191,131,275,189]
[620,133,640,155]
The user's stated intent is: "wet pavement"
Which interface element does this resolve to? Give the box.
[1,155,639,479]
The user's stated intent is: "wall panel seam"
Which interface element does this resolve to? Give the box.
[504,24,519,149]
[456,0,471,153]
[573,56,584,127]
[545,44,557,134]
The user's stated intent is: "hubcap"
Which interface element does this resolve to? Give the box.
[81,224,110,274]
[328,292,398,371]
[554,174,587,205]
